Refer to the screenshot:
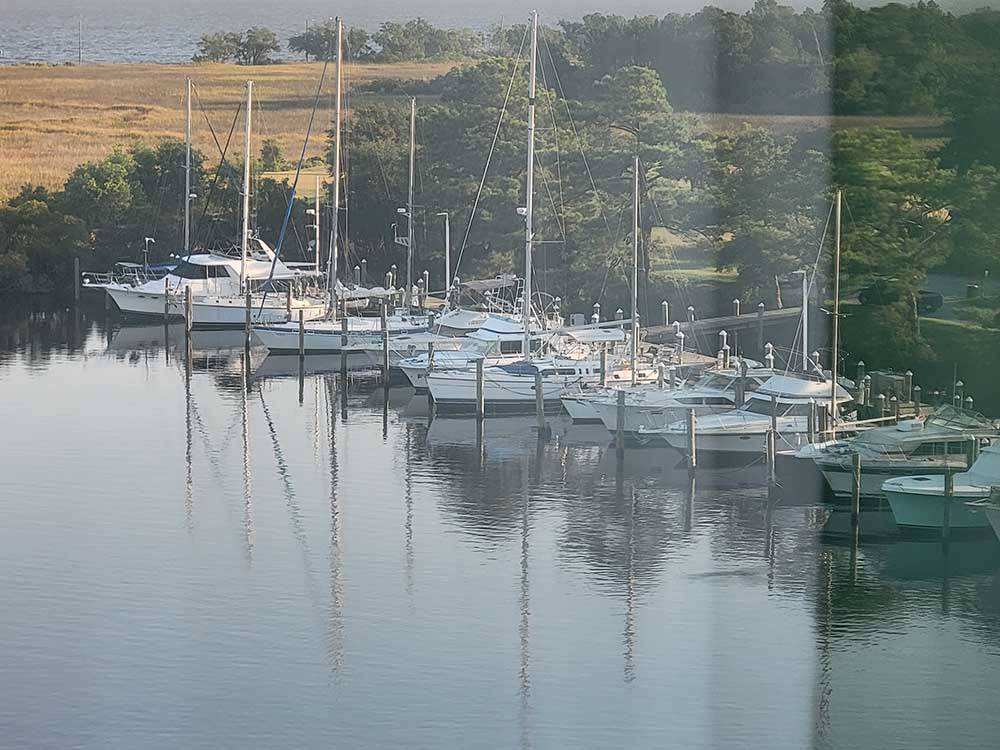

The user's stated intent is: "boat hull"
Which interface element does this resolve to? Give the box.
[884,486,991,531]
[107,287,326,327]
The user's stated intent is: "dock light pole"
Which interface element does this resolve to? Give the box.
[143,237,155,268]
[436,211,450,297]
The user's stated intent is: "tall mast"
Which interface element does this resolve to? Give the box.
[406,97,415,309]
[184,78,192,256]
[240,80,253,293]
[801,269,809,371]
[830,189,842,437]
[522,10,538,358]
[328,17,343,314]
[314,175,321,273]
[631,155,639,386]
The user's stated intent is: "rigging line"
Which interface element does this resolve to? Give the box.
[191,83,226,160]
[542,32,614,243]
[259,55,332,312]
[782,199,835,378]
[536,47,565,228]
[194,101,242,248]
[452,23,529,278]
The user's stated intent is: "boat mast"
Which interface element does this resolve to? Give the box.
[631,155,639,386]
[184,78,192,256]
[328,17,343,315]
[830,189,842,438]
[801,269,809,371]
[522,10,538,358]
[406,97,415,309]
[240,80,253,294]
[314,174,321,273]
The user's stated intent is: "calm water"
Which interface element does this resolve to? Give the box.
[2,303,1000,749]
[0,0,754,65]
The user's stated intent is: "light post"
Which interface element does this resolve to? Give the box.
[143,237,155,268]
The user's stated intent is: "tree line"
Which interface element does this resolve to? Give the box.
[194,18,483,65]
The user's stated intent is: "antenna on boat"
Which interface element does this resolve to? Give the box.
[184,78,192,257]
[631,155,639,387]
[830,188,842,438]
[327,17,343,317]
[522,10,538,359]
[240,80,253,294]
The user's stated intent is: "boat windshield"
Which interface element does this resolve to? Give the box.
[743,398,813,417]
[172,261,231,280]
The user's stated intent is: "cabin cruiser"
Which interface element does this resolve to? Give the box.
[104,239,327,326]
[565,367,775,439]
[650,373,854,457]
[428,357,608,415]
[813,406,998,498]
[397,317,625,390]
[883,442,1000,534]
[253,309,431,354]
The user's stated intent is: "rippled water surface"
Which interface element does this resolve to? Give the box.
[2,305,1000,749]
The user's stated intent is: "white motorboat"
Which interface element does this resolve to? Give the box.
[650,373,854,457]
[883,442,1000,533]
[105,242,327,326]
[813,406,998,498]
[568,367,775,437]
[427,357,604,415]
[253,310,431,354]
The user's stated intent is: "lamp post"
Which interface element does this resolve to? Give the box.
[143,237,155,268]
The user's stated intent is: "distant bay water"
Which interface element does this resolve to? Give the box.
[3,0,781,64]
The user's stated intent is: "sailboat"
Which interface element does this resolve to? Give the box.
[252,22,430,353]
[427,15,648,414]
[105,80,327,326]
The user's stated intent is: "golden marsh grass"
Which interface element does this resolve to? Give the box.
[0,60,457,198]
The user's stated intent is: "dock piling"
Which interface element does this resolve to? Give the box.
[851,453,861,531]
[599,345,607,387]
[164,278,170,321]
[286,288,292,321]
[766,428,776,489]
[381,304,389,387]
[476,358,485,421]
[943,470,954,541]
[616,390,626,458]
[756,302,765,354]
[244,291,251,349]
[74,257,81,305]
[298,310,305,358]
[535,371,548,437]
[661,300,669,327]
[686,408,697,473]
[184,286,193,337]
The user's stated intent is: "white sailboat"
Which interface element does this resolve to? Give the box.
[106,80,327,326]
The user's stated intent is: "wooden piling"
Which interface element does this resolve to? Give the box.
[943,470,954,541]
[756,302,765,354]
[686,408,697,473]
[808,399,817,443]
[381,304,390,387]
[967,436,979,469]
[74,257,81,305]
[535,371,547,435]
[164,278,170,321]
[657,364,665,389]
[298,310,305,358]
[766,428,776,489]
[476,358,485,421]
[616,389,626,457]
[850,453,861,530]
[600,345,607,387]
[184,285,193,336]
[286,288,292,321]
[244,291,252,348]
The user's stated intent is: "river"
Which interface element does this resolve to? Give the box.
[1,303,999,748]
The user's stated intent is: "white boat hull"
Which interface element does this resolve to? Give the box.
[884,485,991,531]
[253,317,429,354]
[107,286,326,327]
[428,368,595,415]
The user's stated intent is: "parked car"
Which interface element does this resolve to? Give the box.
[858,279,944,313]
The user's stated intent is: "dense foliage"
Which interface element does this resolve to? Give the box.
[5,2,1000,373]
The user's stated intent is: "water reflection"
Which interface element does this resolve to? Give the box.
[4,309,1000,749]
